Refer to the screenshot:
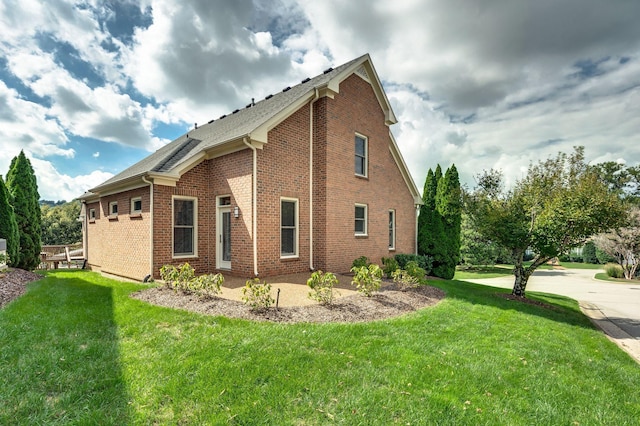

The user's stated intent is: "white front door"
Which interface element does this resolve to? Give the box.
[217,197,231,270]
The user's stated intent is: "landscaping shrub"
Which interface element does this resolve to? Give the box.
[351,264,383,297]
[242,278,274,310]
[391,268,419,290]
[596,247,616,264]
[604,263,624,279]
[307,270,338,305]
[159,263,223,297]
[394,253,433,275]
[404,261,426,280]
[351,256,370,269]
[381,256,399,278]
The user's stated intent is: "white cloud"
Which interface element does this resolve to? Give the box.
[92,152,100,158]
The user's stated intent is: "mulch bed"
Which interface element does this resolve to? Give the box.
[496,293,557,310]
[132,283,446,324]
[0,268,42,308]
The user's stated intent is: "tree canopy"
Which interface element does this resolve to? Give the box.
[592,206,640,279]
[6,151,42,270]
[41,201,82,245]
[465,147,625,297]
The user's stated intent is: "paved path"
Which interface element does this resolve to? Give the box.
[466,268,640,363]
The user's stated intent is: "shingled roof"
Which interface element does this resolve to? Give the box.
[83,54,407,197]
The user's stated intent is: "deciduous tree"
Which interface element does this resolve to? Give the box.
[465,147,625,297]
[592,206,640,280]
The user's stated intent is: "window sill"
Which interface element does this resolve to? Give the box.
[108,215,118,221]
[355,174,369,180]
[129,213,142,219]
[280,255,299,261]
[173,254,198,259]
[355,234,368,239]
[88,219,96,224]
[388,248,396,252]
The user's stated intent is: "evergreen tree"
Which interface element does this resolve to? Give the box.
[582,241,598,264]
[0,175,19,265]
[418,165,447,274]
[6,151,42,270]
[434,164,462,279]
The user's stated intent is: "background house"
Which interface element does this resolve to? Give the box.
[79,54,422,281]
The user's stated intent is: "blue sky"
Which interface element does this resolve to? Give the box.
[1,0,639,201]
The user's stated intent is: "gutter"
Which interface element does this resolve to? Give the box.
[142,176,154,279]
[243,137,259,276]
[309,88,319,271]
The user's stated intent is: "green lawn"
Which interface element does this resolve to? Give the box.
[1,270,639,425]
[594,272,640,284]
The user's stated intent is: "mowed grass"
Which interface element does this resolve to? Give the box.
[1,270,639,425]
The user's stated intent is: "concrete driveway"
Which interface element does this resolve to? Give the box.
[465,268,640,362]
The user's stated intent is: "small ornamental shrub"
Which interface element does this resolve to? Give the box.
[160,263,195,292]
[404,260,426,280]
[351,256,370,269]
[381,257,399,278]
[242,278,274,310]
[604,263,624,279]
[392,268,419,290]
[307,270,338,305]
[159,263,223,297]
[351,264,383,297]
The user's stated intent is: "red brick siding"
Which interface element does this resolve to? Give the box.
[85,187,151,280]
[317,74,417,273]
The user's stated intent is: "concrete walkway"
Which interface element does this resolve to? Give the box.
[465,268,640,363]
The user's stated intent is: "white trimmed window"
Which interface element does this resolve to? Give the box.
[389,209,396,250]
[173,196,197,257]
[108,201,118,216]
[131,197,142,214]
[355,134,368,177]
[89,208,96,221]
[355,204,367,236]
[281,198,298,257]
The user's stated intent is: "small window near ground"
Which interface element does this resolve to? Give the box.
[89,208,96,221]
[173,197,197,257]
[355,134,368,177]
[131,197,142,214]
[109,201,118,216]
[281,198,298,257]
[355,204,367,235]
[389,209,396,250]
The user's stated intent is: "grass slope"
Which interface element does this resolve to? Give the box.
[1,270,639,425]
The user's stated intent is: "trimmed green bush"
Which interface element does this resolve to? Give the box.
[351,256,370,269]
[582,241,598,264]
[381,257,399,278]
[394,253,433,275]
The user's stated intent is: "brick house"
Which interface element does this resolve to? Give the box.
[78,54,422,281]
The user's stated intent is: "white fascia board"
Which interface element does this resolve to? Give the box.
[388,131,423,205]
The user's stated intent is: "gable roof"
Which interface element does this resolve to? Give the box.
[82,54,418,202]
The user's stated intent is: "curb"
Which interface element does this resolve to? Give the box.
[579,301,640,364]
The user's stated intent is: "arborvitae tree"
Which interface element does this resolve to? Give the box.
[0,175,19,265]
[418,165,447,274]
[582,241,598,264]
[434,164,462,279]
[6,151,42,270]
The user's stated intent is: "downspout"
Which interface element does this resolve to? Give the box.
[309,88,319,271]
[142,176,154,280]
[415,204,420,255]
[243,137,259,276]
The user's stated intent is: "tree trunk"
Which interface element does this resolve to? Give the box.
[512,264,530,297]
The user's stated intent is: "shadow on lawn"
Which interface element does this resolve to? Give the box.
[0,270,131,424]
[432,278,595,330]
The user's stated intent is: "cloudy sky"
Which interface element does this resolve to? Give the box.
[1,0,639,201]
